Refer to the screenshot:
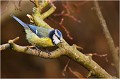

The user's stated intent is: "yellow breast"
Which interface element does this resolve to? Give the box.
[25,30,54,47]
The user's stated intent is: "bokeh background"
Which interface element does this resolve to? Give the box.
[1,0,119,78]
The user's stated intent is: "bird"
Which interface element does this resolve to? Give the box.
[12,15,63,47]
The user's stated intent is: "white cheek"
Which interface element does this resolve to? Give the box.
[35,30,38,34]
[53,35,60,45]
[55,30,59,37]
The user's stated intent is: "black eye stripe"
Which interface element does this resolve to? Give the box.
[51,34,60,45]
[54,34,60,40]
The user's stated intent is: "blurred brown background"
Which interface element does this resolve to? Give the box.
[1,1,119,78]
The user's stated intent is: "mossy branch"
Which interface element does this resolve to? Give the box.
[1,0,114,78]
[94,0,119,76]
[1,37,113,78]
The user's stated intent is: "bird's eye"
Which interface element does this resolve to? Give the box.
[55,29,62,38]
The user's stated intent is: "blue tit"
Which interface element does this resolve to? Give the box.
[12,16,63,47]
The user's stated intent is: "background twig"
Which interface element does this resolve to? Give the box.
[94,0,119,76]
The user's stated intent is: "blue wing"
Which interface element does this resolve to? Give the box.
[12,15,52,38]
[27,24,42,38]
[12,15,42,37]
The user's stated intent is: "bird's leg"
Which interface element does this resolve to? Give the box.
[31,44,42,52]
[43,48,51,56]
[32,45,51,56]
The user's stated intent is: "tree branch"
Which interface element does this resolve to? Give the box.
[94,0,119,76]
[0,37,19,50]
[40,2,56,20]
[1,37,113,78]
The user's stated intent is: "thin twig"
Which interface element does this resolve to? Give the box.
[62,59,70,76]
[68,67,84,78]
[94,0,119,76]
[0,37,19,51]
[0,44,10,51]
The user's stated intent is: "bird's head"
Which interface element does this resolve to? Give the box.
[49,29,63,45]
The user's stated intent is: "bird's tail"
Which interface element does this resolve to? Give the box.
[12,15,28,28]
